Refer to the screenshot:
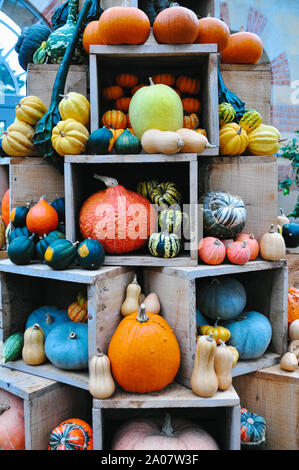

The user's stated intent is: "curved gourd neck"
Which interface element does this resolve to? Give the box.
[66,0,79,25]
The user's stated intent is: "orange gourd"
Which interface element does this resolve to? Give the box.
[1,189,10,226]
[49,418,93,450]
[116,73,138,88]
[0,390,25,450]
[115,97,131,113]
[226,240,250,265]
[108,303,180,393]
[198,237,226,265]
[195,17,230,52]
[182,97,201,114]
[67,301,88,323]
[82,20,104,53]
[103,85,124,101]
[235,233,259,261]
[152,74,175,87]
[176,76,200,95]
[288,287,299,324]
[102,110,127,129]
[153,5,199,44]
[183,113,199,129]
[195,128,207,137]
[26,196,59,236]
[221,31,263,65]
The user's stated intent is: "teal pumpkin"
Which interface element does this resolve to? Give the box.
[87,127,113,155]
[10,204,30,228]
[15,24,51,71]
[9,226,31,244]
[158,208,189,235]
[196,309,207,328]
[8,234,35,265]
[36,230,66,260]
[44,239,78,270]
[241,408,266,450]
[45,322,88,370]
[197,277,247,321]
[77,239,105,270]
[51,197,65,222]
[26,305,70,338]
[282,223,299,248]
[148,231,181,258]
[1,332,24,363]
[114,129,141,154]
[57,222,66,235]
[223,311,272,360]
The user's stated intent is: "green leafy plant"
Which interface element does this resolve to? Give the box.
[278,130,299,218]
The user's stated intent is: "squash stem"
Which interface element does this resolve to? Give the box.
[96,347,104,357]
[137,304,149,323]
[160,413,174,436]
[94,174,119,188]
[0,404,10,415]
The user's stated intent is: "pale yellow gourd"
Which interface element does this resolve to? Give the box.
[277,208,289,228]
[288,340,299,360]
[280,348,298,372]
[143,292,160,315]
[289,320,299,342]
[88,348,115,399]
[259,224,286,261]
[190,333,218,398]
[1,120,38,157]
[121,274,142,317]
[22,324,46,366]
[214,340,234,391]
[176,128,215,154]
[58,92,90,127]
[141,129,184,154]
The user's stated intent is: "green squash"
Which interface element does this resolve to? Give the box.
[137,179,159,199]
[158,208,189,235]
[36,230,66,261]
[44,239,78,270]
[8,226,31,244]
[148,231,181,258]
[87,127,113,155]
[239,109,262,133]
[10,203,30,228]
[218,102,236,126]
[33,41,48,64]
[51,197,65,222]
[150,182,182,207]
[8,234,36,265]
[282,223,299,248]
[114,129,141,154]
[1,332,24,363]
[77,238,105,270]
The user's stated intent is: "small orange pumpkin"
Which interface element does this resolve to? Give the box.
[67,301,88,323]
[116,73,138,88]
[182,97,201,114]
[115,97,131,113]
[103,85,124,101]
[195,17,230,52]
[176,76,200,95]
[183,113,200,129]
[1,189,10,226]
[26,196,59,236]
[198,237,226,265]
[152,73,175,86]
[288,287,299,324]
[221,31,263,64]
[153,5,199,44]
[235,233,259,261]
[227,240,250,265]
[82,20,104,53]
[102,110,127,129]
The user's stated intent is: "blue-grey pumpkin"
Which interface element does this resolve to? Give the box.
[197,277,247,321]
[15,24,52,71]
[223,311,272,360]
[26,305,70,338]
[196,309,208,328]
[45,322,88,370]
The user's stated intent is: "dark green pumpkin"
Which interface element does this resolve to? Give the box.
[114,129,141,154]
[150,182,182,207]
[282,223,299,248]
[8,234,35,265]
[148,231,181,258]
[44,239,78,270]
[10,203,30,228]
[36,230,66,260]
[57,222,66,235]
[137,180,159,199]
[87,127,113,155]
[8,226,31,244]
[77,238,105,270]
[1,332,24,363]
[15,24,51,71]
[51,197,65,222]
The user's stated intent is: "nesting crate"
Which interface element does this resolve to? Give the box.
[233,365,299,450]
[92,382,240,450]
[64,153,199,266]
[0,260,134,389]
[0,366,91,450]
[143,260,289,388]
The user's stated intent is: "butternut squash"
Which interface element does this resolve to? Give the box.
[214,341,234,391]
[22,324,46,366]
[88,348,115,399]
[288,340,299,360]
[176,128,215,154]
[289,320,299,342]
[141,129,184,154]
[121,274,142,317]
[143,292,160,315]
[190,333,218,397]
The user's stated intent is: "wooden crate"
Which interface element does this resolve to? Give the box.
[0,366,91,450]
[92,382,240,450]
[64,154,199,266]
[285,253,299,287]
[0,260,134,389]
[143,260,289,388]
[198,154,278,241]
[9,157,64,209]
[27,64,89,108]
[219,64,272,125]
[233,365,299,450]
[89,44,219,152]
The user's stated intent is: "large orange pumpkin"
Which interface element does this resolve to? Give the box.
[153,5,199,44]
[49,418,93,450]
[0,389,25,450]
[79,175,157,254]
[26,196,59,236]
[98,1,150,45]
[108,304,181,393]
[82,20,104,53]
[195,17,230,52]
[288,287,299,324]
[221,31,263,64]
[1,189,10,226]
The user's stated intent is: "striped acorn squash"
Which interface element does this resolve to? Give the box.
[247,124,284,155]
[10,203,30,228]
[148,231,181,258]
[158,208,189,235]
[150,182,182,207]
[200,191,247,239]
[219,122,248,156]
[76,238,105,270]
[137,180,159,199]
[239,109,262,133]
[218,102,236,126]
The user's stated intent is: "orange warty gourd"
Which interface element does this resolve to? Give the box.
[79,175,157,254]
[98,1,150,45]
[288,287,299,324]
[221,31,263,64]
[235,233,259,261]
[153,6,199,44]
[108,304,181,393]
[195,17,230,52]
[116,73,138,88]
[26,196,59,236]
[82,21,104,53]
[0,390,25,450]
[182,97,201,114]
[198,237,226,265]
[1,189,10,226]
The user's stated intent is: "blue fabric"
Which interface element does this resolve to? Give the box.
[218,63,246,121]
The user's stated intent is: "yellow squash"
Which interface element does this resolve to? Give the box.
[2,120,38,157]
[219,123,248,156]
[247,124,285,155]
[58,92,90,127]
[22,324,46,366]
[15,95,47,126]
[51,118,89,156]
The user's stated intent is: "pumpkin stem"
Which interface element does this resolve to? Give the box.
[269,224,275,234]
[205,143,217,148]
[214,317,220,328]
[96,347,104,357]
[121,0,131,6]
[160,413,174,436]
[278,138,288,143]
[46,313,54,325]
[241,240,247,248]
[279,208,285,216]
[137,303,149,323]
[94,174,119,188]
[237,126,243,136]
[33,323,41,330]
[69,332,78,339]
[148,77,155,86]
[206,332,214,343]
[0,404,10,415]
[132,273,139,285]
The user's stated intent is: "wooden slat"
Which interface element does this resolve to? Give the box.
[65,153,198,163]
[0,366,56,400]
[90,44,217,56]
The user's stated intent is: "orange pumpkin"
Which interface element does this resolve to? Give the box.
[153,5,199,44]
[182,97,201,114]
[115,97,131,113]
[102,85,124,101]
[226,240,250,265]
[49,418,93,450]
[82,20,104,53]
[108,304,180,393]
[288,287,299,324]
[195,17,230,52]
[152,73,175,87]
[176,75,200,95]
[195,128,207,137]
[26,196,59,236]
[131,84,148,96]
[198,237,226,265]
[0,390,25,450]
[102,110,127,129]
[221,31,263,64]
[183,113,200,129]
[235,233,259,261]
[1,189,10,226]
[98,1,150,45]
[125,113,131,127]
[67,301,88,323]
[116,73,138,88]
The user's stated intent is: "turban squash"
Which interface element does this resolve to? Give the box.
[49,418,93,450]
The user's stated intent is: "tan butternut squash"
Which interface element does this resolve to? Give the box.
[143,292,160,315]
[288,340,299,360]
[280,349,298,371]
[22,324,46,366]
[214,340,234,391]
[88,348,115,399]
[190,333,218,397]
[289,320,299,342]
[176,128,215,154]
[121,274,141,317]
[141,129,184,154]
